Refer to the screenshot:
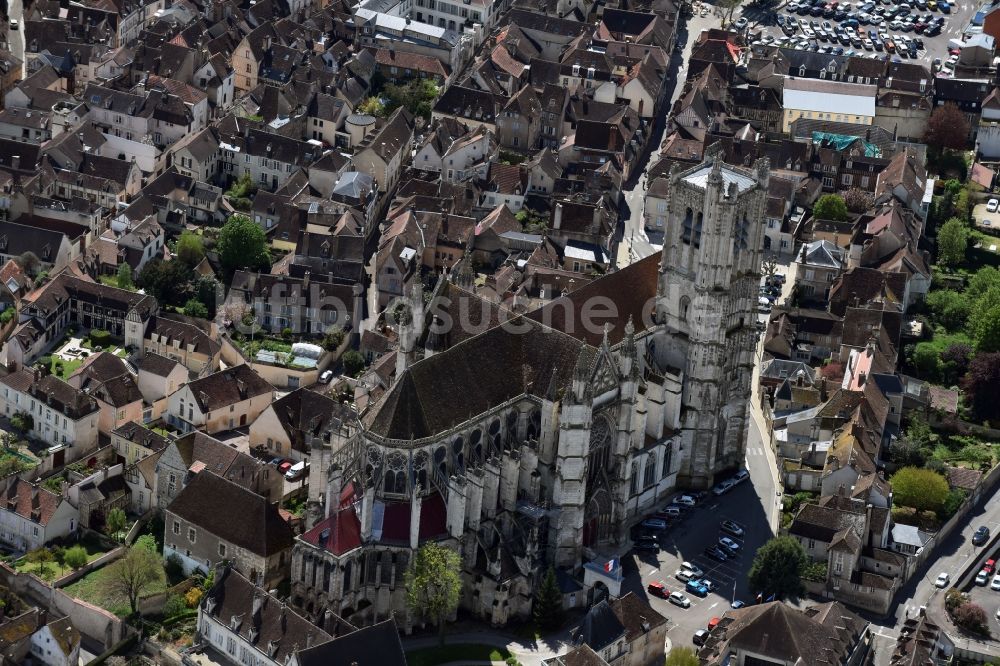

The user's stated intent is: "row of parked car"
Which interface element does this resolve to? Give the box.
[269,456,310,481]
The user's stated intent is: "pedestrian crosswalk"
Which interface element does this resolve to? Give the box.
[746,447,766,457]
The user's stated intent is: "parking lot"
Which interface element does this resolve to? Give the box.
[737,0,981,70]
[619,476,774,649]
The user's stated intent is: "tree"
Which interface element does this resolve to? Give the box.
[533,567,565,631]
[106,507,127,541]
[812,194,849,221]
[342,350,365,377]
[217,214,270,276]
[63,545,88,570]
[15,251,40,277]
[843,188,874,213]
[925,290,971,331]
[175,231,205,267]
[974,305,1000,353]
[322,329,345,351]
[888,438,927,468]
[358,96,386,117]
[967,266,1000,299]
[25,548,54,579]
[405,542,462,646]
[666,647,701,666]
[137,258,195,306]
[761,256,778,277]
[747,536,807,599]
[183,298,209,319]
[193,276,220,316]
[924,103,970,151]
[952,602,989,634]
[941,342,973,385]
[937,218,968,268]
[111,541,165,616]
[962,352,1000,422]
[116,263,134,290]
[10,411,33,435]
[890,467,949,513]
[910,342,941,380]
[718,0,742,26]
[224,173,257,211]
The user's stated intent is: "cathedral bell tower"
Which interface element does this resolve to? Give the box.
[654,150,769,489]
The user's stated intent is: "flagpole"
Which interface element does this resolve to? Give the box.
[732,580,736,604]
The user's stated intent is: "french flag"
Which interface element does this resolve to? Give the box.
[604,559,617,573]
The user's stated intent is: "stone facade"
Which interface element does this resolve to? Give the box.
[289,155,769,631]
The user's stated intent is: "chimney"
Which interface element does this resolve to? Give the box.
[303,271,310,288]
[553,203,563,229]
[11,156,19,171]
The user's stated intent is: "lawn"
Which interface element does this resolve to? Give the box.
[16,533,115,582]
[50,356,84,379]
[63,557,167,616]
[405,644,512,666]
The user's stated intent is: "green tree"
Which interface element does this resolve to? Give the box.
[405,542,462,646]
[10,411,33,435]
[342,350,365,377]
[183,298,209,319]
[111,541,165,616]
[747,536,807,599]
[116,263,134,290]
[973,304,1000,352]
[137,258,195,306]
[533,567,565,631]
[63,545,88,570]
[911,342,942,380]
[925,290,971,331]
[175,231,205,267]
[217,214,270,276]
[718,0,742,25]
[812,194,849,221]
[666,647,701,666]
[937,218,968,268]
[322,329,345,351]
[890,467,950,513]
[25,548,54,579]
[106,507,127,541]
[358,96,386,117]
[967,266,1000,299]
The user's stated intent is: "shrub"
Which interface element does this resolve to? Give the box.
[323,329,345,351]
[184,587,203,608]
[89,329,111,347]
[163,594,187,619]
[281,327,293,340]
[164,553,184,581]
[37,355,52,368]
[63,545,87,570]
[945,588,965,612]
[0,308,13,324]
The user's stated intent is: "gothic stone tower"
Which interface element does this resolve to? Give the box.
[655,152,768,489]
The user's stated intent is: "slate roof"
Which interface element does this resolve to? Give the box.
[264,388,355,455]
[182,364,272,412]
[293,618,407,666]
[138,351,183,378]
[112,420,170,453]
[0,369,100,419]
[146,314,221,358]
[166,470,293,558]
[576,600,625,652]
[202,567,332,664]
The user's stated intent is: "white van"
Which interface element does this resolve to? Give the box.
[285,461,309,481]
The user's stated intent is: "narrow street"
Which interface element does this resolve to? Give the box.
[618,9,721,266]
[7,0,24,78]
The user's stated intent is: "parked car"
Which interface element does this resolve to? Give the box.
[712,480,734,496]
[658,506,682,518]
[721,520,744,537]
[686,579,709,597]
[988,199,999,213]
[719,537,742,552]
[647,581,669,598]
[675,495,697,508]
[641,518,668,530]
[717,541,738,558]
[992,575,1000,591]
[675,568,696,582]
[733,468,750,483]
[735,17,749,29]
[731,600,747,609]
[985,559,996,574]
[704,546,728,562]
[285,460,309,481]
[277,460,293,474]
[976,569,989,586]
[682,562,705,577]
[669,591,692,608]
[973,526,990,546]
[707,617,721,631]
[319,369,334,384]
[8,19,17,30]
[693,629,710,646]
[934,572,950,588]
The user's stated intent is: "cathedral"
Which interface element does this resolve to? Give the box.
[289,154,770,629]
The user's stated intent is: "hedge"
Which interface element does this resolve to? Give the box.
[89,329,111,347]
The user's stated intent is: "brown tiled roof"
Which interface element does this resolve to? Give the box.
[166,470,293,557]
[138,351,183,378]
[1,478,64,526]
[610,592,667,641]
[946,466,982,491]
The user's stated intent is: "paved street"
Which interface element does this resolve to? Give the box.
[7,0,24,78]
[618,9,722,265]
